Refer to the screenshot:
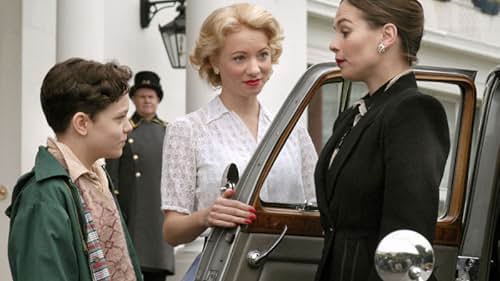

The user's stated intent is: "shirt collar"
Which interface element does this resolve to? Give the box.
[206,96,230,124]
[130,112,165,127]
[362,71,416,110]
[131,112,143,124]
[206,95,272,124]
[46,137,105,183]
[33,146,70,182]
[384,69,413,92]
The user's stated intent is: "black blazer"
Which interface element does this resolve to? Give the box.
[314,73,450,281]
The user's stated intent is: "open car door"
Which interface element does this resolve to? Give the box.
[457,66,500,281]
[195,63,477,281]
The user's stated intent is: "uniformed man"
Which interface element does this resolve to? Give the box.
[106,71,174,281]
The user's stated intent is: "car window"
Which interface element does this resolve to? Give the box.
[258,75,474,221]
[258,120,318,205]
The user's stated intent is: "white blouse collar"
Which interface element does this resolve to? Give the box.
[205,95,272,124]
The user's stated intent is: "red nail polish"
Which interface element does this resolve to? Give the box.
[244,219,252,224]
[248,213,256,220]
[249,207,256,213]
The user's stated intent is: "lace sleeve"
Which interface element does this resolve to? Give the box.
[161,119,197,214]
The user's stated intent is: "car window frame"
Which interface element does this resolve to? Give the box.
[245,65,477,247]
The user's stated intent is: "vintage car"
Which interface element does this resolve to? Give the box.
[192,63,500,281]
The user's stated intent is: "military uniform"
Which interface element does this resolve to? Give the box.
[106,112,175,277]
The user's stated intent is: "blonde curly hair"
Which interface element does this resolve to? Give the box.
[190,3,283,88]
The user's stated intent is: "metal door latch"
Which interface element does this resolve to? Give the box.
[247,225,288,267]
[295,200,318,211]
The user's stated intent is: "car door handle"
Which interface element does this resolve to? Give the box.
[247,225,288,267]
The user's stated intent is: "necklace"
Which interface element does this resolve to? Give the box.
[384,69,412,92]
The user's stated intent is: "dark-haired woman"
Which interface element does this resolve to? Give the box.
[314,1,450,280]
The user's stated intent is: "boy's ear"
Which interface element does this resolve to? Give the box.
[71,112,90,136]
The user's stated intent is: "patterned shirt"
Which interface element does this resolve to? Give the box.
[47,138,136,281]
[160,96,317,215]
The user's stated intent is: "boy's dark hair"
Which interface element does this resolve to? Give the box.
[41,57,132,133]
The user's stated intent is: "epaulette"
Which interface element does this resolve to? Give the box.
[152,117,167,127]
[129,118,140,129]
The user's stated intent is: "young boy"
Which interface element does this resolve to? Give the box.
[6,58,143,281]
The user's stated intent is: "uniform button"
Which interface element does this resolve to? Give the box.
[329,227,334,232]
[135,172,142,178]
[133,154,139,160]
[128,138,134,144]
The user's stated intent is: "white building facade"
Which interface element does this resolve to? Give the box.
[0,0,499,280]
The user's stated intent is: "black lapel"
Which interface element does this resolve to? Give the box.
[315,130,340,223]
[326,73,418,208]
[316,106,359,183]
[315,107,358,225]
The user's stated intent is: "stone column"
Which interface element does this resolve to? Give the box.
[57,0,104,61]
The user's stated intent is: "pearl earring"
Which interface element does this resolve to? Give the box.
[214,68,220,75]
[377,42,386,54]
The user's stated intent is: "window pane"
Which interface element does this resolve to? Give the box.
[258,77,466,219]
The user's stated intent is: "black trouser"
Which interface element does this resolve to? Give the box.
[142,270,168,281]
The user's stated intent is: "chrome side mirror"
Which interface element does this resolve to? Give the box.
[374,230,434,281]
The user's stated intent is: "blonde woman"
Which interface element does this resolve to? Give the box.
[160,3,317,249]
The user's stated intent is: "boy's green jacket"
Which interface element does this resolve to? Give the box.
[6,146,143,281]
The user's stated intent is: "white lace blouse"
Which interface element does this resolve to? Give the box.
[160,96,317,215]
